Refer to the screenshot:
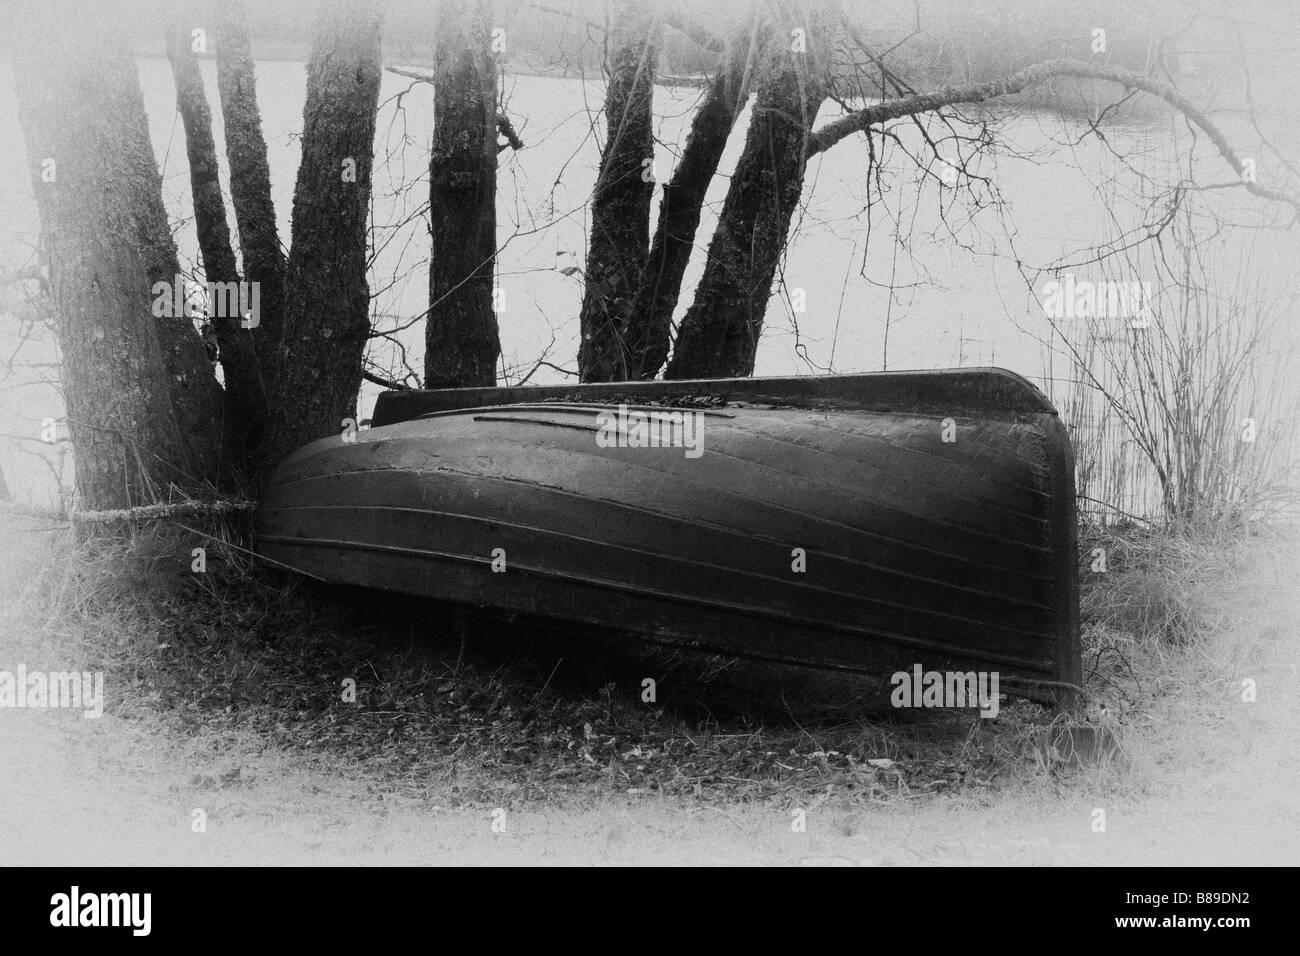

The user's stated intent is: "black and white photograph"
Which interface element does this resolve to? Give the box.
[0,0,1295,896]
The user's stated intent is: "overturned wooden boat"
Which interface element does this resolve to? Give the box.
[256,370,1081,706]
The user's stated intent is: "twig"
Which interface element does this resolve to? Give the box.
[383,67,524,151]
[808,58,1300,220]
[363,369,411,391]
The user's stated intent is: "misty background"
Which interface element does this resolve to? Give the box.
[2,0,1298,509]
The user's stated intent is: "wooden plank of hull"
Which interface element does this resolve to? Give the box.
[258,370,1081,705]
[370,368,1061,425]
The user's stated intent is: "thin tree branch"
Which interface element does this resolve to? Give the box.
[807,58,1300,220]
[383,66,524,150]
[362,369,410,391]
[662,9,725,53]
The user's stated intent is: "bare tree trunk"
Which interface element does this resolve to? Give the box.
[168,22,267,472]
[425,0,501,389]
[260,0,382,471]
[623,23,761,379]
[577,0,661,382]
[14,6,224,509]
[666,10,832,380]
[215,0,288,356]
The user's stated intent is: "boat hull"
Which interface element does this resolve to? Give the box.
[256,370,1080,706]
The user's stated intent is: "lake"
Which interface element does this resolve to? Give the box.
[1,58,1296,511]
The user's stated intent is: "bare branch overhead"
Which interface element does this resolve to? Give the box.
[808,58,1300,220]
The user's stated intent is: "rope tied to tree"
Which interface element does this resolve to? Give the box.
[0,499,260,525]
[68,499,257,524]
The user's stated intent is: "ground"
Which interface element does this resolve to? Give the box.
[0,512,1296,865]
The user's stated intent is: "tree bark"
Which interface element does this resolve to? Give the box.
[260,0,382,472]
[425,0,501,389]
[14,5,224,509]
[167,22,268,472]
[666,10,833,380]
[215,0,288,356]
[577,1,661,382]
[623,23,761,379]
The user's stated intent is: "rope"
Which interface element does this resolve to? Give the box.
[67,499,257,524]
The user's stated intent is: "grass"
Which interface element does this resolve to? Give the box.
[0,504,1287,814]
